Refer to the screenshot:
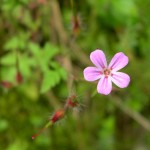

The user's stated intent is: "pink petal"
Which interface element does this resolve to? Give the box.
[108,52,128,71]
[97,76,112,95]
[90,50,107,69]
[83,67,102,81]
[111,72,130,88]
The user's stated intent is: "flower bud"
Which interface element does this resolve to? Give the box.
[51,109,65,123]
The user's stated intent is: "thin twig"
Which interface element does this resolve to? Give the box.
[50,0,74,95]
[110,96,150,131]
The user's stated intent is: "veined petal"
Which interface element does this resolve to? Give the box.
[83,67,102,81]
[97,76,112,95]
[90,49,107,69]
[108,52,128,71]
[111,72,130,88]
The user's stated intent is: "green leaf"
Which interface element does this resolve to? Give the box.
[4,37,19,50]
[43,43,59,60]
[28,42,41,55]
[4,32,30,51]
[40,70,61,93]
[7,140,28,150]
[18,54,32,77]
[1,53,16,65]
[1,66,16,82]
[28,42,59,72]
[57,67,67,80]
[0,119,9,131]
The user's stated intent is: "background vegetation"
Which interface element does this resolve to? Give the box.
[0,0,150,150]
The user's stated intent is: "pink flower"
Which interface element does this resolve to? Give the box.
[83,50,130,95]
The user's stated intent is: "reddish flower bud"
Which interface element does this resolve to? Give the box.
[1,81,13,89]
[51,109,65,123]
[72,15,81,36]
[64,95,85,112]
[16,71,23,84]
[65,95,79,108]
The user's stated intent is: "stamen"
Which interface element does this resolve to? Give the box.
[103,69,111,76]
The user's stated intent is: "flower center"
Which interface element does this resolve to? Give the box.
[103,68,111,76]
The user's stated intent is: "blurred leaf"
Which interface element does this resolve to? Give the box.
[29,115,43,126]
[1,53,16,65]
[28,42,41,55]
[57,67,67,80]
[0,119,9,131]
[19,54,33,77]
[4,37,19,50]
[50,61,67,80]
[20,83,38,101]
[28,42,59,72]
[7,140,28,150]
[101,116,115,136]
[43,42,59,60]
[110,0,138,25]
[35,135,51,146]
[22,11,40,30]
[2,0,18,11]
[94,0,138,27]
[98,116,115,149]
[1,66,16,82]
[4,32,29,51]
[40,70,60,93]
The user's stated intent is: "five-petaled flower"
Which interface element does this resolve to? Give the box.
[83,50,130,95]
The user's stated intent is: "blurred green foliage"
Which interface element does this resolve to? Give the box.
[0,0,150,150]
